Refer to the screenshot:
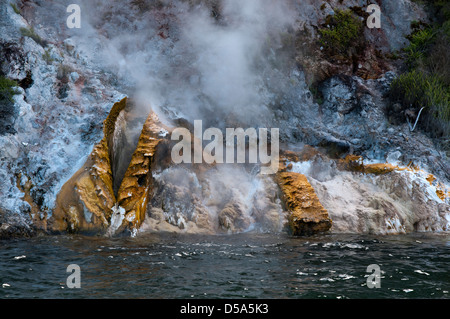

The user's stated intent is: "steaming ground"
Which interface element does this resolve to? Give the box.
[72,0,299,234]
[140,164,285,235]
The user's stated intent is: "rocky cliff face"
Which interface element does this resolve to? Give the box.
[0,1,125,238]
[50,97,170,235]
[0,0,448,238]
[50,97,125,234]
[282,149,449,234]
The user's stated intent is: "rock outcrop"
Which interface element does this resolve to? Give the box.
[114,111,169,234]
[50,98,126,233]
[277,171,332,236]
[50,98,169,235]
[282,146,450,234]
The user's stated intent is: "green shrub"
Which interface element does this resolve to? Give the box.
[20,27,47,47]
[390,70,449,137]
[319,9,362,56]
[10,3,20,14]
[389,1,450,139]
[404,27,434,67]
[426,77,450,122]
[391,71,448,111]
[443,19,450,37]
[42,49,54,65]
[0,76,20,104]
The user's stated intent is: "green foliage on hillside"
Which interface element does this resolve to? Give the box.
[0,76,20,104]
[389,1,450,139]
[319,9,363,56]
[20,27,47,47]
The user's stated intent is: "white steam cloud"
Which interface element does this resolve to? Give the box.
[64,0,297,233]
[73,0,296,128]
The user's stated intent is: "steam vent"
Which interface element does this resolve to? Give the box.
[47,97,335,237]
[48,100,325,236]
[3,0,450,301]
[46,95,449,237]
[51,98,170,235]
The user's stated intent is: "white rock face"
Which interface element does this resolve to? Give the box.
[107,205,126,237]
[0,0,123,230]
[292,157,449,235]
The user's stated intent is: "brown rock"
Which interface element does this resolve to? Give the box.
[115,112,167,233]
[279,146,322,172]
[50,97,169,235]
[277,172,332,236]
[50,98,126,233]
[337,154,418,176]
[355,46,385,80]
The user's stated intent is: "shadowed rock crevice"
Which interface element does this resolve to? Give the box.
[109,107,147,197]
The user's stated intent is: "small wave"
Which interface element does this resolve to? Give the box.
[321,242,366,249]
[403,289,414,293]
[13,255,26,260]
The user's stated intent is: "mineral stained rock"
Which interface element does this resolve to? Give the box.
[277,171,332,236]
[278,147,449,234]
[50,97,168,235]
[50,98,126,233]
[114,112,168,234]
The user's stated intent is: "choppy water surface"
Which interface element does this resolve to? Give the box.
[0,232,448,298]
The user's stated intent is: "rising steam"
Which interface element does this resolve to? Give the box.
[74,0,296,128]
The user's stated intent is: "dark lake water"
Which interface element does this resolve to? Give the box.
[0,232,448,299]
